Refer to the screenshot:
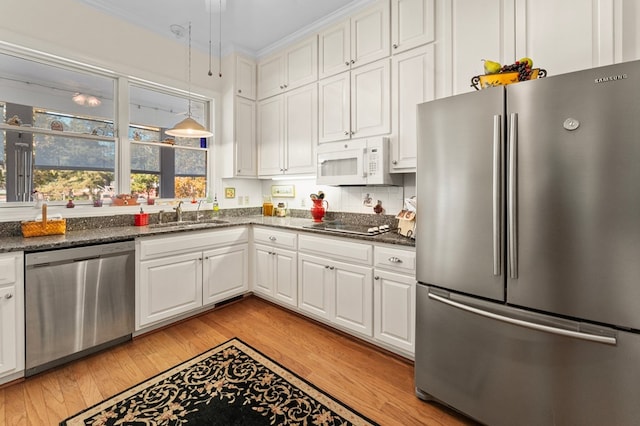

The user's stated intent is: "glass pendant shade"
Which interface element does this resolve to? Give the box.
[166,21,213,139]
[166,116,213,137]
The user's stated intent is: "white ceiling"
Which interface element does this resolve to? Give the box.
[77,0,375,58]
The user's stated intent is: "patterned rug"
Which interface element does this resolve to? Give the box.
[60,338,378,425]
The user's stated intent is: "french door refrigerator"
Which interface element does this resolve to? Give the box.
[415,60,640,426]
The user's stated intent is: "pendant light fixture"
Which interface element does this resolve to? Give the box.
[166,22,213,138]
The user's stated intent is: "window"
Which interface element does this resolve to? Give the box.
[129,84,210,202]
[0,48,213,205]
[0,51,115,203]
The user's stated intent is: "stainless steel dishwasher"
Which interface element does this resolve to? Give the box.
[25,240,135,376]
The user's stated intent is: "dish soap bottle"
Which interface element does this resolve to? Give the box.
[213,194,219,212]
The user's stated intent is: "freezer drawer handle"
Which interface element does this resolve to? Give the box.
[428,293,617,345]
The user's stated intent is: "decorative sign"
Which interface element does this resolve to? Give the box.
[224,187,236,198]
[271,185,295,198]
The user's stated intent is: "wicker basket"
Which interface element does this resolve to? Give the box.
[21,219,66,237]
[21,204,66,237]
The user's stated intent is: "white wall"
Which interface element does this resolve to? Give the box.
[0,0,221,98]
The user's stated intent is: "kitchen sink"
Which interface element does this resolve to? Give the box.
[149,219,229,229]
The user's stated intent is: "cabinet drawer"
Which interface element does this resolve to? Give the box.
[374,245,416,274]
[298,234,372,265]
[0,255,17,285]
[253,227,297,249]
[139,227,249,260]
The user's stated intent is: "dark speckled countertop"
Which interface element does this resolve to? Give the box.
[0,209,415,253]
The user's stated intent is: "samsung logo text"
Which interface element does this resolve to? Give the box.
[594,74,627,83]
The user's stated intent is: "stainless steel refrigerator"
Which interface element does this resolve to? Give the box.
[415,61,640,426]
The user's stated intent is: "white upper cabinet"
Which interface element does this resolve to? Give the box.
[390,44,434,172]
[235,55,257,100]
[319,59,390,143]
[391,0,434,54]
[258,36,318,100]
[258,84,317,176]
[234,97,257,176]
[439,0,621,96]
[351,58,391,140]
[319,0,391,79]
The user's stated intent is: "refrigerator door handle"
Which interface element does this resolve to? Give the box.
[428,292,617,345]
[493,114,502,276]
[508,113,518,279]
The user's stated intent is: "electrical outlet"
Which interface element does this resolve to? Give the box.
[301,198,306,208]
[238,196,243,206]
[244,195,249,205]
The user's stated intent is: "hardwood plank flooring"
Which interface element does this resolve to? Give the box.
[1,296,476,425]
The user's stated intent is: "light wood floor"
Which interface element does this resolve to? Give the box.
[0,296,476,425]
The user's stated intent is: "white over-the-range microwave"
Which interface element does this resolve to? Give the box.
[316,137,401,186]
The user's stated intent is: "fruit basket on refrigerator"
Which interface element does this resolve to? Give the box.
[471,58,547,90]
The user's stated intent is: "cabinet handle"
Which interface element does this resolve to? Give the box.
[344,131,349,136]
[392,160,398,165]
[388,256,403,263]
[4,293,13,299]
[325,265,330,269]
[238,89,242,93]
[393,44,398,49]
[350,59,355,64]
[350,131,355,135]
[345,61,350,66]
[329,266,335,270]
[284,84,288,88]
[269,236,277,241]
[374,276,380,280]
[280,85,284,89]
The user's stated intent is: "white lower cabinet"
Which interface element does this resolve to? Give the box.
[0,252,24,384]
[254,244,297,307]
[203,244,249,306]
[373,245,416,356]
[298,253,373,336]
[298,234,374,337]
[137,227,249,330]
[252,227,298,307]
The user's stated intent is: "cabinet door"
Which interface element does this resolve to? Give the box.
[236,55,257,100]
[284,84,317,174]
[235,97,256,176]
[319,19,351,79]
[351,0,391,68]
[138,252,202,328]
[390,44,434,172]
[351,58,391,139]
[298,254,333,320]
[374,269,415,354]
[334,261,373,336]
[318,72,350,143]
[285,36,318,91]
[253,244,275,296]
[273,248,297,307]
[0,285,17,377]
[257,95,284,176]
[202,244,248,306]
[257,53,285,100]
[391,0,434,53]
[514,0,609,75]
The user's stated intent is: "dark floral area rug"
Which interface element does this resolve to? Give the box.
[60,338,378,425]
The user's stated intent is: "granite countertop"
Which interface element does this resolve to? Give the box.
[0,213,415,253]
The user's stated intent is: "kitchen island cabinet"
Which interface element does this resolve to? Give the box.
[0,252,24,385]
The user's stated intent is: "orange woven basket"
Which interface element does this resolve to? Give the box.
[21,204,66,237]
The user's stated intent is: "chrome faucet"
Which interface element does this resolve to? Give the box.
[196,199,204,221]
[174,201,184,222]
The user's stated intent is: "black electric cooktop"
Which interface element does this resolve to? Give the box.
[302,222,394,236]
